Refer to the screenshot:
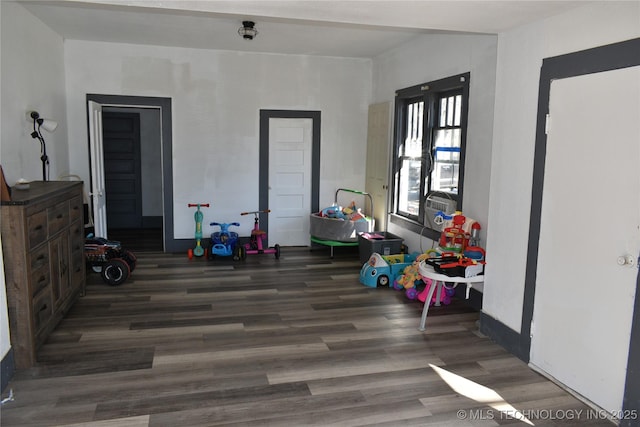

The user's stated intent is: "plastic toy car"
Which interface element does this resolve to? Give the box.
[85,236,137,286]
[359,252,418,288]
[209,222,245,260]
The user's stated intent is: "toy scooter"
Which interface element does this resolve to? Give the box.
[209,222,246,261]
[241,209,281,259]
[187,203,209,259]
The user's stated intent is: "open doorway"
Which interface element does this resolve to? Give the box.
[87,94,174,252]
[102,108,162,251]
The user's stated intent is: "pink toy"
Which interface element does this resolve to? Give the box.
[417,280,455,306]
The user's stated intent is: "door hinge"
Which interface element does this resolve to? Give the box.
[530,318,535,339]
[545,114,550,135]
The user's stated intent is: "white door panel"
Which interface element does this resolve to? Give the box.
[365,102,392,230]
[268,118,312,246]
[88,100,107,238]
[530,66,640,415]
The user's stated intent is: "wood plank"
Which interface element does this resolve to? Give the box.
[0,247,611,426]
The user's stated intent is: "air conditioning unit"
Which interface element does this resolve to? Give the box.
[425,194,456,228]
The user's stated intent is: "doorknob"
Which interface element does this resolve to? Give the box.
[617,255,636,267]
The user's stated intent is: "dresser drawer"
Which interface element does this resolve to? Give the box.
[70,248,85,290]
[48,201,69,237]
[69,195,83,223]
[30,243,50,271]
[30,263,51,298]
[69,220,84,250]
[27,210,48,249]
[32,287,53,334]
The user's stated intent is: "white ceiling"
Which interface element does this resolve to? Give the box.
[19,0,592,58]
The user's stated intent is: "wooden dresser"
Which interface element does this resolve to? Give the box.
[1,181,86,368]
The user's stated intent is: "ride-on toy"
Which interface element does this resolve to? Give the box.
[187,203,209,259]
[241,210,281,259]
[85,236,137,286]
[209,221,246,260]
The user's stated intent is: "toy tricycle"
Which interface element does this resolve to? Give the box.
[85,236,137,286]
[241,209,280,259]
[187,203,209,259]
[209,222,246,261]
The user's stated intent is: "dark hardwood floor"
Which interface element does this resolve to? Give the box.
[108,228,163,252]
[1,247,611,426]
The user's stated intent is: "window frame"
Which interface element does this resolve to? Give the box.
[390,73,470,240]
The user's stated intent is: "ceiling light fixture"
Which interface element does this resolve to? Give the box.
[27,111,58,181]
[238,21,258,40]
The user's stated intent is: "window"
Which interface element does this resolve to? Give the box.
[391,73,470,236]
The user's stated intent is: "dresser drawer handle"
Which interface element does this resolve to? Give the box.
[39,304,48,312]
[34,225,43,231]
[37,275,46,283]
[37,254,45,261]
[56,214,63,219]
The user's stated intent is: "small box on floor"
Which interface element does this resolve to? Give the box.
[358,231,404,264]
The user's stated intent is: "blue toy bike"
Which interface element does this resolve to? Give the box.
[209,222,246,261]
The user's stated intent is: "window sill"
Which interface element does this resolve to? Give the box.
[389,213,440,242]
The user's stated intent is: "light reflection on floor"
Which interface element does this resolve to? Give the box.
[430,363,534,425]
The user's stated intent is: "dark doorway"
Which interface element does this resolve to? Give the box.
[102,112,143,229]
[87,94,174,253]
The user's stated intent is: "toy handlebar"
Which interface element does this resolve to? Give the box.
[240,209,271,215]
[188,203,210,207]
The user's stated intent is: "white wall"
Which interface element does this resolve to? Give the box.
[372,33,498,253]
[484,1,640,333]
[0,1,68,185]
[64,41,372,237]
[0,1,68,362]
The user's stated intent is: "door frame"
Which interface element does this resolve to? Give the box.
[259,110,321,244]
[86,94,175,252]
[523,38,640,421]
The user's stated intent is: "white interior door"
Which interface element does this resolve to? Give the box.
[88,100,107,238]
[365,102,392,230]
[268,118,312,246]
[530,66,640,415]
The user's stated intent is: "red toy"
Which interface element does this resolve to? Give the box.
[439,213,470,253]
[241,210,281,259]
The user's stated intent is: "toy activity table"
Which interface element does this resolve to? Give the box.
[417,261,485,331]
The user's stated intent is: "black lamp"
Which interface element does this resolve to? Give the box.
[28,111,58,181]
[238,21,258,40]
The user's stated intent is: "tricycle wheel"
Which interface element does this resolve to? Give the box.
[274,244,281,259]
[194,245,204,257]
[233,245,246,261]
[101,258,130,286]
